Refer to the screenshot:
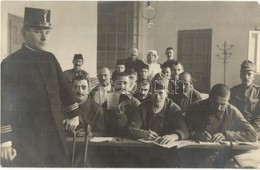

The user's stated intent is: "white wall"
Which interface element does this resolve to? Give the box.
[1,1,97,76]
[139,1,260,88]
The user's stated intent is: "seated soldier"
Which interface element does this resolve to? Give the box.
[137,63,149,84]
[127,73,188,167]
[161,61,173,80]
[111,59,126,83]
[126,68,138,95]
[168,61,184,94]
[185,84,257,168]
[164,47,177,62]
[106,72,140,136]
[133,80,151,103]
[230,60,260,168]
[72,75,105,136]
[71,75,106,167]
[128,73,189,142]
[64,54,90,87]
[125,47,144,73]
[90,67,113,105]
[230,60,260,138]
[169,72,202,113]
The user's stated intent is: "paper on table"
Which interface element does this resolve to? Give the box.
[138,138,197,148]
[155,140,198,148]
[198,141,221,145]
[106,93,120,110]
[138,138,156,144]
[90,137,113,142]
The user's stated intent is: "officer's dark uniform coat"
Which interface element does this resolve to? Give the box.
[1,45,79,166]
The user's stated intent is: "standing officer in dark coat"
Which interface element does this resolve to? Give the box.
[1,7,80,167]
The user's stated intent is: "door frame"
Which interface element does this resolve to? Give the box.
[177,28,212,93]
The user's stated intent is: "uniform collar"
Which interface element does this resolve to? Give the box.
[23,44,43,52]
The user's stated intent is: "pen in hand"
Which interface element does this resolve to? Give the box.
[148,129,158,140]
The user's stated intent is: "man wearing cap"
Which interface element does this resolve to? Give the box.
[128,73,188,142]
[230,60,260,138]
[127,73,188,167]
[169,72,202,113]
[111,59,126,83]
[230,60,260,168]
[64,54,90,88]
[1,7,79,167]
[185,84,257,168]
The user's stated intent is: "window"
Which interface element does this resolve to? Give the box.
[248,31,260,73]
[97,1,139,70]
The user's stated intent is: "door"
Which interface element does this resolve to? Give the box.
[8,14,24,55]
[178,29,212,93]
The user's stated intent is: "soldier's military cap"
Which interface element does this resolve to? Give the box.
[240,60,256,72]
[24,7,51,28]
[73,54,83,60]
[140,63,149,70]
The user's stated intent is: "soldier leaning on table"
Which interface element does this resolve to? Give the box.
[1,7,79,167]
[127,73,189,167]
[185,84,257,168]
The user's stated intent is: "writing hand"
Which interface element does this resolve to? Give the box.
[146,129,158,141]
[157,134,179,145]
[212,133,225,143]
[195,131,212,142]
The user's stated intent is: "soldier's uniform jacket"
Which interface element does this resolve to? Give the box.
[186,99,257,142]
[230,83,260,139]
[1,45,79,166]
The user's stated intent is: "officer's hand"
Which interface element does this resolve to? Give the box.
[63,116,79,132]
[1,146,17,161]
[87,124,93,137]
[212,133,226,143]
[157,134,179,145]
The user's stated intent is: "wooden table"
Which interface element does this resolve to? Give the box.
[66,136,260,168]
[67,136,259,150]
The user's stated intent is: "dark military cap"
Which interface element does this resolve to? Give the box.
[140,63,149,70]
[240,60,255,72]
[161,60,178,69]
[24,7,51,28]
[116,59,125,65]
[73,54,83,60]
